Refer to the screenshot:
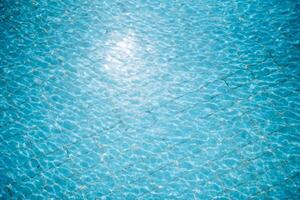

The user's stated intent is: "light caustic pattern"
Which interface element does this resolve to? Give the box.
[0,0,299,199]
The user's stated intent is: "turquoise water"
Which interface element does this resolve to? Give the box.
[0,0,300,199]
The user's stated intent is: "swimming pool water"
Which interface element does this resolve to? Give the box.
[0,0,300,199]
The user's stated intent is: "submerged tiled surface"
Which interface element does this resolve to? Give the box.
[0,0,300,199]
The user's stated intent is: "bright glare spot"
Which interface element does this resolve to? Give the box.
[103,31,139,82]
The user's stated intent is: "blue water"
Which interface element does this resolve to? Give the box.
[1,0,300,199]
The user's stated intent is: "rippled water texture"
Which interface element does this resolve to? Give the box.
[1,0,300,199]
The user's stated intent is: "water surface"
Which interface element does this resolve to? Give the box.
[0,0,300,199]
